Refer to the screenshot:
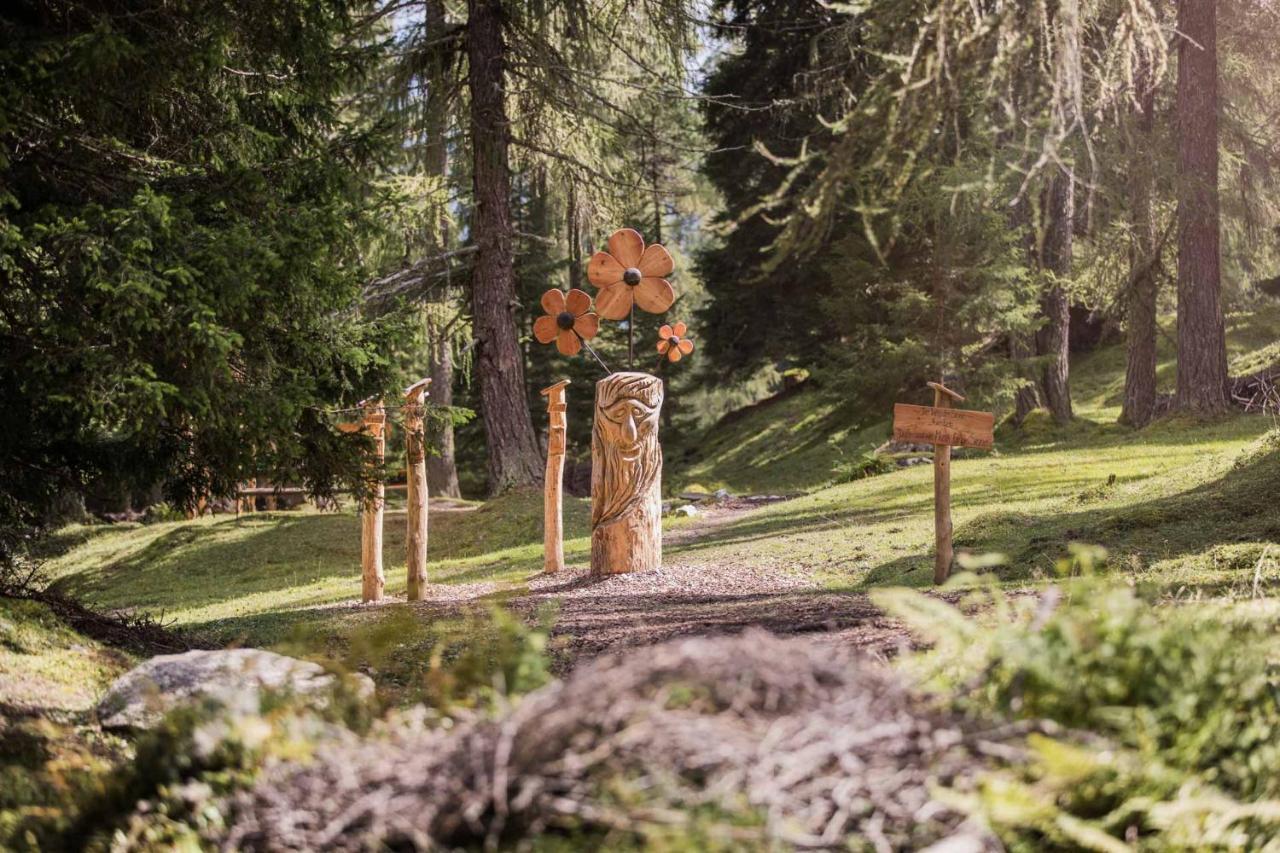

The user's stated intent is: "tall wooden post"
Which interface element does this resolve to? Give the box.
[540,380,570,573]
[361,400,387,603]
[590,372,663,576]
[929,381,963,584]
[403,378,431,601]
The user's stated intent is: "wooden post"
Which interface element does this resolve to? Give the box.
[403,378,431,601]
[360,400,387,603]
[590,372,663,576]
[540,380,570,573]
[929,381,963,584]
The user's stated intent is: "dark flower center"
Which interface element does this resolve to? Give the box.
[622,267,642,286]
[668,335,680,344]
[556,311,576,330]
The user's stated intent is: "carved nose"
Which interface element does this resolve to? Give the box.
[623,415,637,443]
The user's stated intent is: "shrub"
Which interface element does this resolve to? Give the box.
[874,557,1280,849]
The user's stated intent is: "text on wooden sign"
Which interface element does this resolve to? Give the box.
[892,403,994,449]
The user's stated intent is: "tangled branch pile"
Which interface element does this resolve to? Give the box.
[221,631,1016,850]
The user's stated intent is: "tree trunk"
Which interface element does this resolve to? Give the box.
[467,0,543,493]
[1036,170,1074,424]
[426,332,461,497]
[420,0,462,498]
[566,181,583,292]
[1174,0,1229,413]
[1120,64,1161,428]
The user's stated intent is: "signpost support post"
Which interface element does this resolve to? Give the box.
[929,382,959,583]
[892,381,993,585]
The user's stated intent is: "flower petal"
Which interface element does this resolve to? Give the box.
[673,321,687,337]
[668,345,683,362]
[566,288,592,316]
[634,277,675,314]
[606,228,644,268]
[678,338,694,355]
[587,251,624,288]
[573,312,599,340]
[638,243,674,278]
[595,282,633,320]
[540,288,566,315]
[557,329,582,356]
[658,324,674,340]
[533,315,559,344]
[657,339,670,354]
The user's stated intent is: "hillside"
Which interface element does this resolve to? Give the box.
[672,305,1280,496]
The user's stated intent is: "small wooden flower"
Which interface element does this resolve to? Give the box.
[587,228,675,320]
[657,321,695,362]
[534,288,598,356]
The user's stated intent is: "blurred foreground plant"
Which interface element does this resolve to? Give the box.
[874,549,1280,849]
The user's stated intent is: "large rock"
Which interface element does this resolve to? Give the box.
[96,648,372,730]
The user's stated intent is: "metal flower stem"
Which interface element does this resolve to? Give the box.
[581,338,613,376]
[628,304,635,368]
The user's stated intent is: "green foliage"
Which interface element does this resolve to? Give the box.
[141,503,185,526]
[0,0,400,543]
[830,450,895,484]
[876,566,1280,849]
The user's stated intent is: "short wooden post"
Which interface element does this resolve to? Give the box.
[403,378,431,601]
[360,400,387,603]
[929,381,963,584]
[540,380,570,573]
[590,372,663,576]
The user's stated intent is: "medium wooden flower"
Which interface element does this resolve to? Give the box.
[534,288,598,356]
[657,321,695,362]
[587,228,675,320]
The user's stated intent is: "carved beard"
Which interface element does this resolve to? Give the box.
[591,373,663,529]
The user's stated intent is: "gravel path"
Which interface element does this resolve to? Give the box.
[420,496,908,668]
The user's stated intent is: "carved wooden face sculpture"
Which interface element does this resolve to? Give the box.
[591,372,663,529]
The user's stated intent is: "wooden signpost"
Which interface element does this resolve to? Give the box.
[403,377,432,601]
[540,380,570,573]
[339,400,388,603]
[892,382,994,584]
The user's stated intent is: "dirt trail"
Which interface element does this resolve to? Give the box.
[405,496,908,668]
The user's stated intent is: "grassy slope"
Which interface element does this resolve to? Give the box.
[672,306,1280,589]
[38,306,1280,654]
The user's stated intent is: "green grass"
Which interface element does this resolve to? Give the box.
[43,490,590,646]
[0,598,132,715]
[668,386,890,495]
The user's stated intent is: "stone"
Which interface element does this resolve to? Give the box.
[96,648,373,730]
[676,504,699,517]
[713,488,731,502]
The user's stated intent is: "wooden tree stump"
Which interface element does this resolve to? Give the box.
[360,400,387,603]
[403,378,432,601]
[590,372,663,576]
[541,380,570,573]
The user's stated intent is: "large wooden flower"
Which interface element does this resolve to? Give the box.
[657,321,695,362]
[534,288,598,356]
[587,228,675,320]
